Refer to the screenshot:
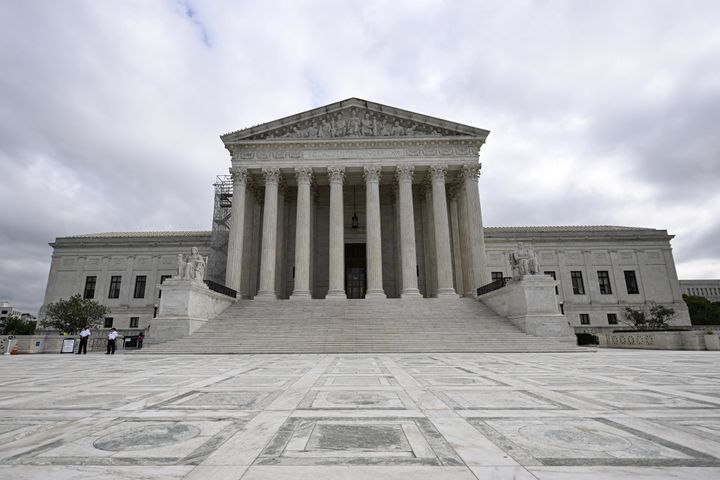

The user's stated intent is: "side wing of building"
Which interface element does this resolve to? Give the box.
[39,232,212,332]
[484,226,690,328]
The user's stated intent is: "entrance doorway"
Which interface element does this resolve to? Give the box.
[345,243,366,299]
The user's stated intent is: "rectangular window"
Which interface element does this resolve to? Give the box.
[580,313,590,325]
[83,276,97,299]
[158,275,173,298]
[129,317,139,328]
[571,271,585,295]
[597,271,612,294]
[108,276,122,299]
[491,271,504,283]
[544,271,558,294]
[104,317,114,328]
[624,271,639,294]
[133,275,147,299]
[607,313,618,325]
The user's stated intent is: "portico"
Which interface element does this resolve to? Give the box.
[221,98,491,300]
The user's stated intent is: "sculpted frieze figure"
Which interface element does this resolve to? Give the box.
[254,107,461,140]
[509,243,541,280]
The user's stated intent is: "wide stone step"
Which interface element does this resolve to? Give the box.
[142,298,582,354]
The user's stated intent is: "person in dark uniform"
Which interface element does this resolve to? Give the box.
[106,328,120,354]
[76,327,91,354]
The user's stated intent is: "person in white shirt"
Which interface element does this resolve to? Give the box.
[106,328,120,355]
[76,327,91,355]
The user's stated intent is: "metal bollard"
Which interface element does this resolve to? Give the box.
[4,336,15,356]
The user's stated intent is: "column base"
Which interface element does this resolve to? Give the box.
[401,288,423,298]
[289,291,312,300]
[326,290,347,299]
[436,288,460,298]
[365,289,387,299]
[255,290,278,300]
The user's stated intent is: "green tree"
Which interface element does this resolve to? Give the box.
[683,294,720,325]
[622,302,676,330]
[0,316,36,335]
[41,295,110,333]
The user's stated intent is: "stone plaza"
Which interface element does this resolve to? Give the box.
[1,350,720,479]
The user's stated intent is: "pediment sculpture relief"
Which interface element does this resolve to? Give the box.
[249,107,465,140]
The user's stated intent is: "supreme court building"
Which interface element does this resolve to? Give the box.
[40,98,691,337]
[219,98,490,301]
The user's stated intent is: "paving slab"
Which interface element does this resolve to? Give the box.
[0,350,719,479]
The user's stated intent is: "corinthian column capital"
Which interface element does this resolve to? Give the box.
[460,163,482,182]
[429,164,448,182]
[327,166,346,184]
[395,164,414,183]
[363,165,382,184]
[229,167,248,185]
[295,167,313,185]
[262,167,281,185]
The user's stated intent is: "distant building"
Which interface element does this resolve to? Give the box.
[680,280,720,302]
[0,301,35,321]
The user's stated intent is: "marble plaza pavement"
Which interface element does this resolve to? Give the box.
[1,350,719,479]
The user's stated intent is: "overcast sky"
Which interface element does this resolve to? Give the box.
[1,0,719,314]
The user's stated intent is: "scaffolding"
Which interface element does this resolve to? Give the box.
[207,175,233,283]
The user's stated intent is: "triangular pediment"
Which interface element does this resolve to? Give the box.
[221,97,489,143]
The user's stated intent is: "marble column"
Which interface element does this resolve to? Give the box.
[430,165,458,297]
[256,167,280,299]
[396,165,422,298]
[225,167,248,295]
[393,185,403,295]
[364,165,386,299]
[448,187,464,295]
[326,166,347,299]
[291,167,313,299]
[421,183,436,297]
[461,163,490,291]
[457,182,474,296]
[274,182,287,298]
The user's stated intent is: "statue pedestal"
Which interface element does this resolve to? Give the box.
[479,275,575,340]
[150,278,236,344]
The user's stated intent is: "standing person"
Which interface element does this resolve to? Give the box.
[106,328,120,355]
[76,327,91,354]
[137,332,144,349]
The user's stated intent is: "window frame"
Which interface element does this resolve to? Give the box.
[624,270,639,294]
[607,313,618,325]
[571,271,585,295]
[83,276,97,299]
[108,276,122,299]
[580,313,590,325]
[133,275,147,299]
[597,271,612,295]
[129,317,139,328]
[104,317,114,328]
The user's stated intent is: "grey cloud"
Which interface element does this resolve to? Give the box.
[2,0,720,314]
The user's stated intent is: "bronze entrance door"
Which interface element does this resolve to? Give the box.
[345,243,366,299]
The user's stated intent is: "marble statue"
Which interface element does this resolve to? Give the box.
[509,243,541,280]
[176,247,207,283]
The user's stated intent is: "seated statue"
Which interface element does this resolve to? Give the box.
[509,243,541,280]
[176,247,207,283]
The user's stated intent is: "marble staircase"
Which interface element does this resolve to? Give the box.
[144,298,582,353]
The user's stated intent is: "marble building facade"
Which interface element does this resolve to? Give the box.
[38,98,691,334]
